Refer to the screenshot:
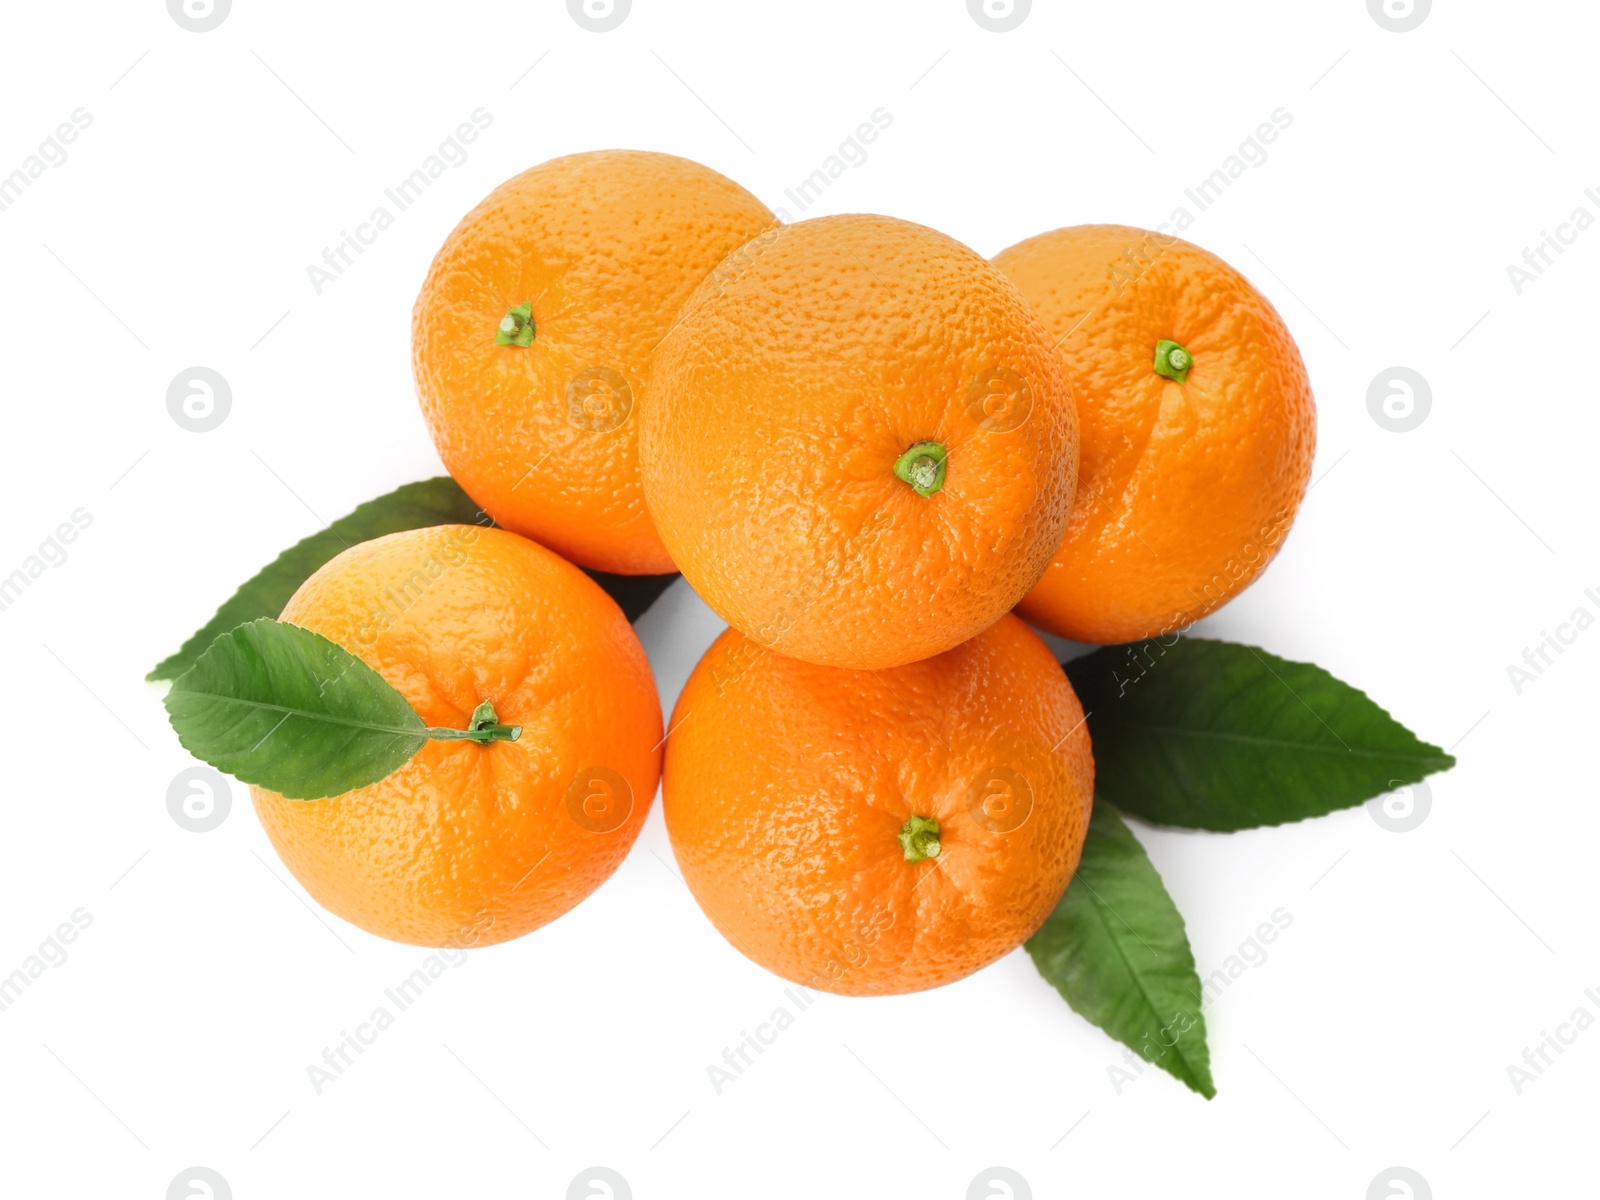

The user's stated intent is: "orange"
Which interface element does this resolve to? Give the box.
[251,525,662,947]
[639,213,1079,670]
[993,225,1316,644]
[662,615,1094,996]
[413,151,776,575]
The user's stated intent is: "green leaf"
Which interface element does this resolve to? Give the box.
[147,476,679,680]
[147,478,487,681]
[1027,804,1214,1098]
[1064,638,1456,832]
[164,619,428,800]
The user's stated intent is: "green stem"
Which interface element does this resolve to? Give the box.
[1153,339,1192,383]
[898,814,942,863]
[496,303,536,347]
[893,442,948,497]
[427,699,522,743]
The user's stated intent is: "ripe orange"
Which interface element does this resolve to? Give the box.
[992,225,1316,644]
[662,615,1094,996]
[639,213,1079,670]
[251,525,662,947]
[413,151,776,575]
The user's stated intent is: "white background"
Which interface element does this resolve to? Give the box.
[0,1,1594,1197]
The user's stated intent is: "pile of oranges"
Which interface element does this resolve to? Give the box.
[255,151,1315,995]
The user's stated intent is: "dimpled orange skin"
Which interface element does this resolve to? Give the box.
[993,225,1316,645]
[639,213,1079,670]
[251,526,662,947]
[413,151,777,575]
[662,616,1094,996]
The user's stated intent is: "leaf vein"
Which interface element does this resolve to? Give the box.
[1090,717,1448,762]
[175,690,423,739]
[1081,862,1205,1087]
